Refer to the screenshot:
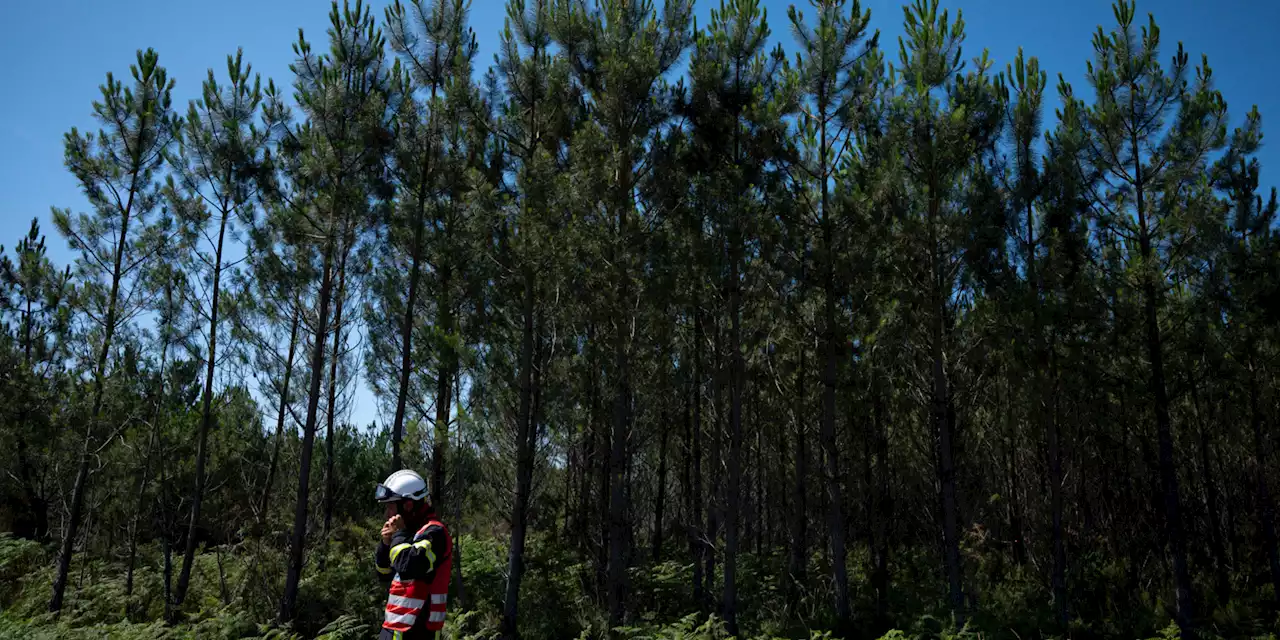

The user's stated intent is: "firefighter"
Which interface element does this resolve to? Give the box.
[374,469,452,640]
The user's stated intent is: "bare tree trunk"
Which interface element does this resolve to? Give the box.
[1048,361,1067,627]
[391,174,429,472]
[279,236,337,622]
[127,292,172,599]
[873,388,892,627]
[259,304,302,524]
[177,206,231,606]
[653,404,670,563]
[691,304,705,605]
[1128,122,1192,636]
[433,261,453,509]
[723,242,744,636]
[51,182,135,613]
[322,242,353,551]
[706,318,723,603]
[929,190,963,623]
[502,271,537,639]
[790,343,808,596]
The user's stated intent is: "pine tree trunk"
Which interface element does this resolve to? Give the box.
[821,189,851,633]
[723,243,744,636]
[260,304,302,524]
[691,305,705,605]
[1189,364,1228,601]
[606,148,635,632]
[50,178,136,614]
[706,318,723,602]
[593,322,611,598]
[279,236,337,622]
[502,271,537,640]
[929,189,964,623]
[433,260,453,509]
[1048,361,1067,628]
[1131,137,1193,635]
[127,295,171,599]
[322,242,352,551]
[790,343,808,595]
[177,205,231,606]
[653,404,670,563]
[391,165,430,473]
[873,388,892,627]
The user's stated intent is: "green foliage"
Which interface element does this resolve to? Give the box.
[9,0,1280,639]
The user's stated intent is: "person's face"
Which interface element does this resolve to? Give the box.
[384,501,399,519]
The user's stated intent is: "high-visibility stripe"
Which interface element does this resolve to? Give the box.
[389,543,412,563]
[387,594,425,610]
[376,565,392,575]
[385,610,418,626]
[428,610,446,622]
[431,593,447,604]
[413,538,437,567]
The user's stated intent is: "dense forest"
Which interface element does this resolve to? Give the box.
[2,0,1279,637]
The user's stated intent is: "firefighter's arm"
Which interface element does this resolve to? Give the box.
[388,525,446,581]
[375,541,393,580]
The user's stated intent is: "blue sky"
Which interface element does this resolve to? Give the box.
[3,0,1277,430]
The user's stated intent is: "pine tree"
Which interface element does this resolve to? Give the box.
[0,219,75,543]
[483,0,580,634]
[48,48,179,613]
[552,0,693,627]
[785,0,881,629]
[1072,2,1232,632]
[686,0,788,630]
[270,0,395,620]
[888,0,1004,621]
[168,48,273,609]
[371,0,476,477]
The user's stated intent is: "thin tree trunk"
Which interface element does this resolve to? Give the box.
[653,404,670,563]
[279,235,337,622]
[1048,357,1067,627]
[127,290,172,599]
[724,245,744,636]
[593,322,610,598]
[817,107,851,632]
[790,343,808,595]
[691,305,705,605]
[680,363,692,565]
[50,169,137,613]
[1131,129,1193,635]
[259,303,302,524]
[929,188,964,623]
[322,241,352,550]
[177,205,231,606]
[502,270,537,639]
[390,165,430,473]
[873,387,892,627]
[606,148,634,632]
[433,261,453,509]
[706,317,723,602]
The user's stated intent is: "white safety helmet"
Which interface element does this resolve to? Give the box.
[375,469,429,503]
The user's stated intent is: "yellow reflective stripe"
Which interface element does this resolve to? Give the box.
[376,565,392,575]
[413,538,436,567]
[389,542,412,563]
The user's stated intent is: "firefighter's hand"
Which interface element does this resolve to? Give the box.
[381,515,405,544]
